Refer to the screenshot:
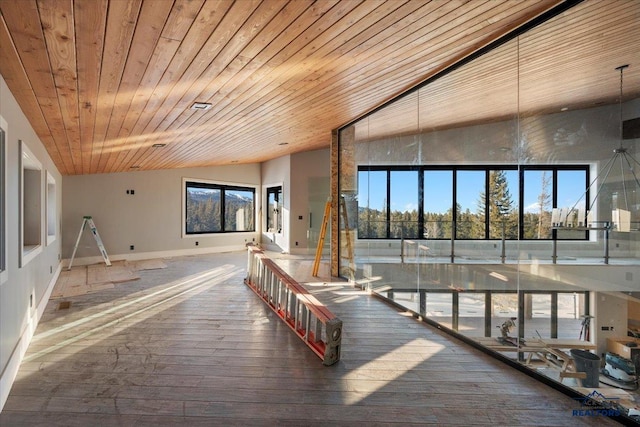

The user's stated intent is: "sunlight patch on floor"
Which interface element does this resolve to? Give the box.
[24,265,239,363]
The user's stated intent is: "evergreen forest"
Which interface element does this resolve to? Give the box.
[186,187,254,233]
[358,170,555,240]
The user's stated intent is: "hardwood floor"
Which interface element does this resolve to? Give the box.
[0,251,623,426]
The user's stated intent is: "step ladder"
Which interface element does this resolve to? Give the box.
[68,216,111,270]
[312,196,355,278]
[312,198,331,277]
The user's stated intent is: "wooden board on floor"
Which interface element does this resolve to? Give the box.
[50,268,87,298]
[128,259,167,271]
[87,262,139,285]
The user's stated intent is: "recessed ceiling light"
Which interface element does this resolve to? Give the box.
[152,143,166,148]
[560,107,569,112]
[190,102,212,110]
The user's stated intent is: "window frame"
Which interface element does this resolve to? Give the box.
[357,164,589,241]
[519,165,589,241]
[265,184,283,234]
[46,170,57,245]
[357,168,390,239]
[19,140,43,267]
[182,178,256,237]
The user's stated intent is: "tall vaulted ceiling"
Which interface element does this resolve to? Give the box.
[0,0,638,175]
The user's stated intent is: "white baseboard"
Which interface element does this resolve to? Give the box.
[63,244,248,268]
[0,263,61,413]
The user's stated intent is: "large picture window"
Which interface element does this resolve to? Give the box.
[357,165,588,240]
[184,180,255,235]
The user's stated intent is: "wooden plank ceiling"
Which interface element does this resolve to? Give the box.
[1,0,628,176]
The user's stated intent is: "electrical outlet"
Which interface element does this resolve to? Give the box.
[130,245,134,250]
[195,241,199,246]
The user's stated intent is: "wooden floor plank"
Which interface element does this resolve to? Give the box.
[0,251,620,426]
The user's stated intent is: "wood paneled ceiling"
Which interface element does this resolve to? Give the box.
[0,0,635,176]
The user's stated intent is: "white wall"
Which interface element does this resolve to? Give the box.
[62,164,261,265]
[0,75,63,412]
[593,291,629,357]
[260,149,330,254]
[261,155,290,252]
[290,148,330,254]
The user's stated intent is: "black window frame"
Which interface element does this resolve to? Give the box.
[357,164,589,241]
[266,185,283,233]
[185,180,255,235]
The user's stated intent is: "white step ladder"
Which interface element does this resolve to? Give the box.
[68,216,111,270]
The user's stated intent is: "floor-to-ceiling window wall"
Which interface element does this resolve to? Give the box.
[337,0,639,408]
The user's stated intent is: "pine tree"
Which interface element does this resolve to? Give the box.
[478,170,517,239]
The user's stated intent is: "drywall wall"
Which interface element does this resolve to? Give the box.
[62,164,261,264]
[261,155,290,252]
[290,148,330,254]
[259,149,331,254]
[0,75,62,412]
[593,291,629,357]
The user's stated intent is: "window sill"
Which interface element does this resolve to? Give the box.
[21,244,42,268]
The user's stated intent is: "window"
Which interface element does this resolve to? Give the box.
[555,169,588,239]
[423,170,452,239]
[357,169,388,238]
[456,170,486,239]
[0,116,6,283]
[266,186,283,233]
[488,170,519,240]
[522,169,553,239]
[521,167,588,240]
[390,170,419,238]
[46,171,57,245]
[224,187,254,232]
[184,179,255,235]
[357,165,588,240]
[20,140,43,267]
